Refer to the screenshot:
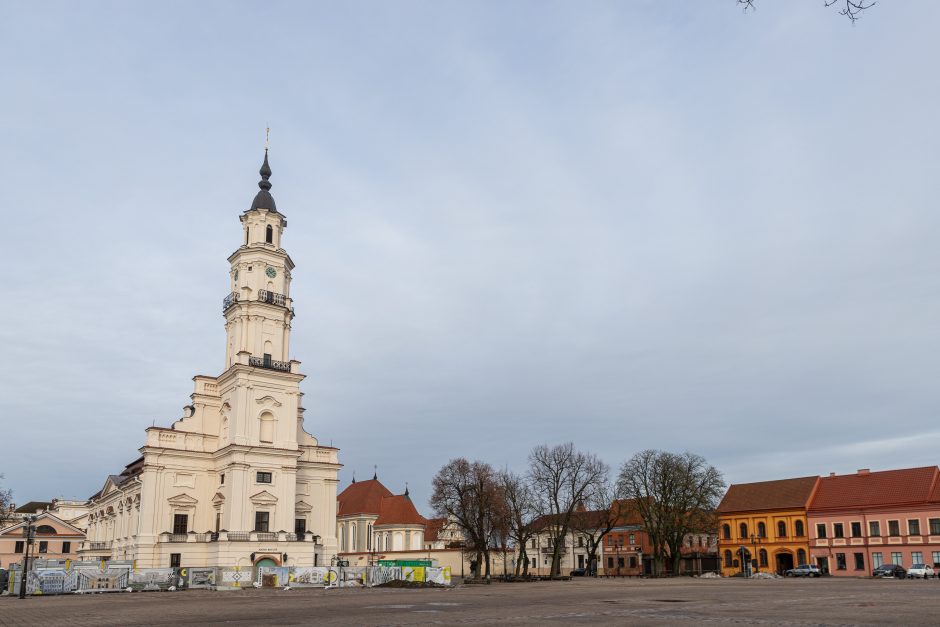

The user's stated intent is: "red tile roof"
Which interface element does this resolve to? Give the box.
[336,479,427,526]
[718,476,819,513]
[808,467,940,511]
[375,495,427,526]
[425,517,446,542]
[336,479,393,517]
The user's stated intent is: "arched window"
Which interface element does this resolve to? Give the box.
[36,525,56,535]
[795,520,805,537]
[797,549,807,565]
[339,525,345,552]
[724,550,733,567]
[385,533,390,551]
[245,229,249,246]
[266,225,273,244]
[739,523,748,538]
[350,523,357,552]
[259,412,274,443]
[722,524,731,540]
[778,521,787,537]
[367,523,373,550]
[758,549,768,568]
[757,522,766,538]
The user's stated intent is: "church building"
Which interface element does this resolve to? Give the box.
[79,151,341,569]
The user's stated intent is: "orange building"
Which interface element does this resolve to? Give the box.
[717,476,819,576]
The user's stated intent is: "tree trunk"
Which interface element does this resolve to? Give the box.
[484,551,491,579]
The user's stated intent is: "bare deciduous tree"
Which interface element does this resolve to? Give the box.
[529,443,608,577]
[737,0,876,23]
[570,480,629,576]
[0,475,14,527]
[498,469,538,576]
[430,458,506,579]
[618,450,725,575]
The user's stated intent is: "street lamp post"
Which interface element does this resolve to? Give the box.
[18,515,37,599]
[750,534,763,575]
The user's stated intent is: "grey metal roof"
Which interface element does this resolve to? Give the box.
[249,149,277,212]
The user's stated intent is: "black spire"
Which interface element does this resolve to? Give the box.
[249,149,277,212]
[404,483,410,498]
[373,465,378,481]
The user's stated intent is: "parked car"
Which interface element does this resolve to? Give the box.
[784,564,821,578]
[872,564,906,578]
[907,564,935,579]
[569,568,586,577]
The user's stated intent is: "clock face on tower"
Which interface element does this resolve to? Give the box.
[266,266,277,278]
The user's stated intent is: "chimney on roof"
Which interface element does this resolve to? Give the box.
[829,472,836,477]
[857,468,871,475]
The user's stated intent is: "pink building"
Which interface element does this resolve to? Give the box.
[807,467,940,576]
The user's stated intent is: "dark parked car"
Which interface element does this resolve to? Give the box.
[784,564,821,577]
[569,568,586,577]
[873,564,906,578]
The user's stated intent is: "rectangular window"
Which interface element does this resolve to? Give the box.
[629,556,637,568]
[869,521,881,537]
[578,536,583,547]
[816,523,827,539]
[909,519,921,536]
[850,522,862,537]
[912,551,923,564]
[295,518,306,535]
[220,473,225,485]
[629,534,635,545]
[617,557,625,568]
[607,557,614,569]
[173,514,188,535]
[872,552,883,568]
[170,553,181,568]
[833,523,844,538]
[14,540,24,553]
[62,541,71,553]
[38,541,48,553]
[930,519,940,535]
[932,551,940,566]
[835,553,846,570]
[215,512,221,533]
[853,553,864,570]
[257,472,272,484]
[892,552,903,566]
[888,520,900,536]
[255,511,270,532]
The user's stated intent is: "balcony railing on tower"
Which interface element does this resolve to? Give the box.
[222,292,239,311]
[258,290,287,306]
[249,355,292,372]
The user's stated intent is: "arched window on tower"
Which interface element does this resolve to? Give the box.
[739,522,748,538]
[266,225,273,244]
[778,521,787,537]
[722,524,731,540]
[757,522,766,538]
[259,411,274,443]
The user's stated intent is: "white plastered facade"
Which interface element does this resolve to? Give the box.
[80,155,341,568]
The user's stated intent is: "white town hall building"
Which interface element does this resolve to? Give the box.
[79,151,341,569]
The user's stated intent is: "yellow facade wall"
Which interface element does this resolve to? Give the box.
[717,509,811,576]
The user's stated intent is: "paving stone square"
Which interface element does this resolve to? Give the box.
[2,576,939,626]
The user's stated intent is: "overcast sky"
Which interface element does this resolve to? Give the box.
[2,1,939,514]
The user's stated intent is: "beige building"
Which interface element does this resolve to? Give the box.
[0,512,85,570]
[79,151,341,569]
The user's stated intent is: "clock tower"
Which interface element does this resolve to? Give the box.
[82,149,341,569]
[223,149,294,370]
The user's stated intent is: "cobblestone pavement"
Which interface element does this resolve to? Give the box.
[2,576,939,626]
